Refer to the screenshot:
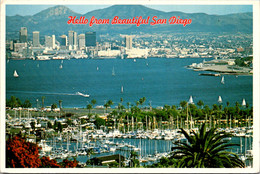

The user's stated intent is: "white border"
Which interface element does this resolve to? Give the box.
[1,0,259,173]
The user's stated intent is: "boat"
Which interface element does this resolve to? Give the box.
[13,70,19,78]
[134,59,136,62]
[97,67,99,71]
[218,96,222,103]
[121,86,124,93]
[59,64,63,69]
[112,67,115,76]
[242,99,246,106]
[221,76,225,84]
[188,96,194,104]
[76,92,90,97]
[37,64,39,68]
[37,55,51,60]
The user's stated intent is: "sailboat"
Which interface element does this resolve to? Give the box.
[218,96,222,103]
[242,99,246,106]
[59,64,63,69]
[188,96,194,104]
[121,86,124,93]
[112,67,115,76]
[13,70,19,78]
[221,76,225,84]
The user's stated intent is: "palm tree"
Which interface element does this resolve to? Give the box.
[171,123,245,168]
[58,100,62,118]
[197,100,204,109]
[130,151,140,168]
[41,96,45,110]
[127,102,131,111]
[91,99,96,108]
[87,104,92,114]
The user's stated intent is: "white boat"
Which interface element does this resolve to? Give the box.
[218,96,222,103]
[76,92,90,97]
[134,59,136,62]
[121,86,124,93]
[242,99,246,106]
[37,55,51,60]
[97,67,99,71]
[59,64,63,69]
[112,67,115,76]
[13,70,19,78]
[221,76,225,84]
[188,96,194,104]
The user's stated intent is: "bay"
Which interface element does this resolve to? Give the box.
[6,58,253,108]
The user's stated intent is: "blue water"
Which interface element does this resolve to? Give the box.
[6,58,253,108]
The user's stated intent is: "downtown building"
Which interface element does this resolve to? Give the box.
[19,27,27,43]
[68,30,77,50]
[45,35,56,49]
[33,31,40,47]
[85,32,96,47]
[125,35,132,49]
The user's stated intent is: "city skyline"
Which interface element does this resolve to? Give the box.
[6,4,253,16]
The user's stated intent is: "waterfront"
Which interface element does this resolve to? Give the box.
[6,58,253,108]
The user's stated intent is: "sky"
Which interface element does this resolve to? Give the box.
[6,5,253,16]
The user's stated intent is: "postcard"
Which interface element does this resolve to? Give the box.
[1,0,259,173]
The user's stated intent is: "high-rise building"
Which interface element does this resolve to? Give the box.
[60,35,67,46]
[125,35,132,49]
[19,27,27,43]
[68,31,74,46]
[78,34,85,50]
[45,35,55,49]
[33,31,40,47]
[73,32,77,47]
[85,32,96,47]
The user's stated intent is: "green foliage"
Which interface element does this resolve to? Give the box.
[94,116,106,129]
[171,123,245,168]
[51,103,58,110]
[47,121,52,128]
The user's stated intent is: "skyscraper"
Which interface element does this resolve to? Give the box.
[78,34,85,50]
[33,31,40,47]
[45,35,55,49]
[68,31,74,46]
[85,32,96,47]
[73,32,77,48]
[19,27,27,43]
[125,35,132,49]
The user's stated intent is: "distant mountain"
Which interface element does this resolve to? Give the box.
[6,5,252,39]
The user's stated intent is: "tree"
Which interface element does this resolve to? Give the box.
[6,136,78,168]
[171,123,245,168]
[41,96,45,109]
[197,100,204,109]
[180,101,187,109]
[60,158,78,168]
[23,99,32,108]
[91,99,96,108]
[30,121,36,130]
[57,122,63,132]
[6,136,41,168]
[87,104,92,113]
[40,156,60,168]
[47,121,52,129]
[51,103,57,110]
[94,116,106,129]
[130,151,140,168]
[58,100,62,118]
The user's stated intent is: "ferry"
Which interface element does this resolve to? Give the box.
[76,92,90,97]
